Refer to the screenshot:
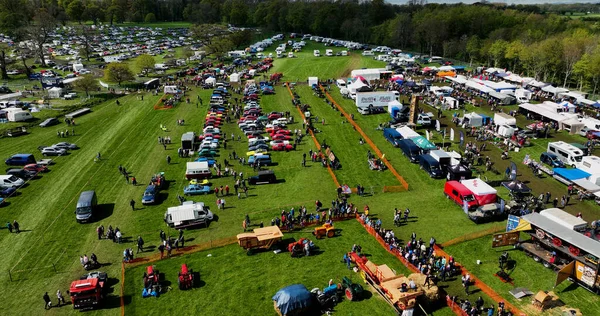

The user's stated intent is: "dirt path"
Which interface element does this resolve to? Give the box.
[341,53,361,78]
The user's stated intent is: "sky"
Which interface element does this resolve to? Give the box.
[386,0,599,4]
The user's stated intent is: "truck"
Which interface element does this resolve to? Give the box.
[70,277,105,310]
[355,92,398,111]
[512,209,600,293]
[5,109,33,122]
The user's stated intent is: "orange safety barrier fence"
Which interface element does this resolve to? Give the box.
[433,245,526,316]
[440,224,506,248]
[319,85,409,191]
[285,83,340,187]
[356,214,526,316]
[153,94,172,110]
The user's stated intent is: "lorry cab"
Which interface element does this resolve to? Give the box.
[75,190,97,223]
[398,139,420,163]
[419,154,444,178]
[383,128,403,147]
[540,152,565,168]
[444,181,478,210]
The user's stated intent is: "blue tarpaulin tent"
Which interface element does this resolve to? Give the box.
[272,284,314,315]
[553,168,590,181]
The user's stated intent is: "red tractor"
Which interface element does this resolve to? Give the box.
[143,265,160,288]
[178,264,195,290]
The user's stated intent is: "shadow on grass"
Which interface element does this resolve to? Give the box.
[90,203,115,223]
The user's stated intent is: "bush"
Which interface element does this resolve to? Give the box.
[145,13,156,23]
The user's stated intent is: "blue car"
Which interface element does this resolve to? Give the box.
[183,184,211,196]
[0,187,16,197]
[195,157,216,167]
[142,185,158,204]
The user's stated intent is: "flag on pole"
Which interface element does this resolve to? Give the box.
[426,130,430,140]
[450,128,455,141]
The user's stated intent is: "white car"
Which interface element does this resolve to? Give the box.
[269,140,290,147]
[200,141,218,150]
[249,137,269,146]
[53,142,78,150]
[0,175,24,188]
[203,127,220,134]
[272,118,289,125]
[41,147,66,156]
[244,104,260,111]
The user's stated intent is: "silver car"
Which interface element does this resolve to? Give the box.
[53,142,78,150]
[41,147,66,156]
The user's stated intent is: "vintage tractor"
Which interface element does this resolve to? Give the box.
[288,238,314,257]
[313,223,336,239]
[178,264,194,290]
[341,276,364,301]
[143,265,160,288]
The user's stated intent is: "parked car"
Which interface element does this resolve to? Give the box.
[249,143,270,151]
[141,185,158,204]
[271,134,291,141]
[5,168,37,180]
[23,163,48,173]
[40,147,66,156]
[0,187,17,197]
[0,175,25,188]
[272,143,293,151]
[540,152,565,168]
[248,170,277,185]
[39,117,59,127]
[183,184,211,195]
[53,142,78,150]
[586,130,600,140]
[270,140,290,147]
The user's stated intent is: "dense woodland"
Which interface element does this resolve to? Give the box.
[2,1,600,93]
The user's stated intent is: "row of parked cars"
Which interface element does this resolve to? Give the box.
[1,154,51,206]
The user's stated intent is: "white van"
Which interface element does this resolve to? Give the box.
[362,50,374,56]
[325,49,333,57]
[185,161,211,180]
[428,56,443,63]
[340,51,348,56]
[313,50,320,57]
[547,141,585,168]
[0,175,25,188]
[336,79,347,89]
[164,202,214,229]
[276,51,283,58]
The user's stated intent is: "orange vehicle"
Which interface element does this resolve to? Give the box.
[70,278,104,310]
[313,223,336,239]
[237,226,283,254]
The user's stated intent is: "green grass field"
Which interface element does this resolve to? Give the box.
[1,38,600,315]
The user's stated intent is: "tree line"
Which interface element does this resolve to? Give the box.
[2,1,600,93]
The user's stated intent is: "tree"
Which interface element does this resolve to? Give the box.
[66,0,85,23]
[73,75,100,97]
[228,29,253,49]
[504,40,525,72]
[145,13,156,23]
[83,3,104,25]
[562,29,593,87]
[135,54,155,74]
[489,39,508,68]
[191,24,229,46]
[0,0,30,79]
[181,47,194,60]
[104,63,134,86]
[206,36,234,60]
[28,9,57,67]
[77,26,97,62]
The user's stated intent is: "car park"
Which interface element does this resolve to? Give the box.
[249,143,270,151]
[183,184,211,195]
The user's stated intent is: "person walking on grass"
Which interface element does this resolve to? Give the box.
[43,292,52,310]
[166,155,171,164]
[130,199,135,211]
[6,221,12,233]
[56,289,65,307]
[13,220,20,233]
[137,236,144,253]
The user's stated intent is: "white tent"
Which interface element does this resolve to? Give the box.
[445,75,467,85]
[526,80,549,89]
[438,65,455,71]
[205,77,216,87]
[541,85,569,96]
[347,79,368,94]
[48,87,63,99]
[388,100,402,115]
[308,77,318,87]
[463,112,483,127]
[229,73,240,83]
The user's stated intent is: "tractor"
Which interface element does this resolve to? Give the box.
[288,238,314,257]
[313,223,336,239]
[178,264,194,290]
[341,276,363,301]
[143,265,160,288]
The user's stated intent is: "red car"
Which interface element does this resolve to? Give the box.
[23,163,48,173]
[266,126,283,133]
[272,143,293,151]
[204,133,221,139]
[271,129,292,135]
[268,112,283,120]
[586,130,600,140]
[271,134,291,140]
